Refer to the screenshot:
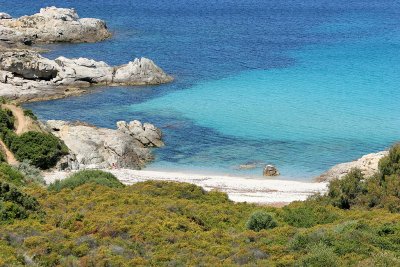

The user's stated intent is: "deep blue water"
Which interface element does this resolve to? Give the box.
[3,1,400,179]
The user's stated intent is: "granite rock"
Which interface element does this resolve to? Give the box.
[46,120,164,170]
[315,151,388,182]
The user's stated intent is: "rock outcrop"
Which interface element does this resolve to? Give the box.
[0,13,12,20]
[315,151,388,182]
[0,7,111,47]
[0,51,173,102]
[117,120,164,147]
[45,120,164,170]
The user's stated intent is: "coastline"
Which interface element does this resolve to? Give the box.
[44,169,328,205]
[1,6,387,206]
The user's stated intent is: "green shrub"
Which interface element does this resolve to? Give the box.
[327,169,366,209]
[299,242,339,267]
[0,163,26,186]
[0,180,40,222]
[246,211,277,231]
[48,170,124,192]
[0,201,28,221]
[23,109,37,121]
[0,108,14,130]
[379,144,400,178]
[0,150,6,163]
[10,132,68,169]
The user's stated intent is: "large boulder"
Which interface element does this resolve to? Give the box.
[263,165,280,177]
[46,120,163,170]
[113,58,173,85]
[117,120,164,147]
[0,51,59,80]
[0,7,111,45]
[54,57,113,85]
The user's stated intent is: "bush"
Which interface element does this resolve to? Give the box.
[327,169,366,209]
[0,180,40,222]
[246,211,277,231]
[16,160,45,185]
[48,170,124,192]
[23,109,37,121]
[0,163,26,186]
[379,144,400,178]
[0,150,6,163]
[10,132,68,169]
[0,108,14,130]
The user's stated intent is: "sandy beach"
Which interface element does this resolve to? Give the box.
[44,169,328,205]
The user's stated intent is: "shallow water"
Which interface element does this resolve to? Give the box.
[4,0,400,179]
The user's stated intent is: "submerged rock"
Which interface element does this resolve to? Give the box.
[45,120,164,170]
[0,7,111,46]
[263,165,280,176]
[315,151,388,182]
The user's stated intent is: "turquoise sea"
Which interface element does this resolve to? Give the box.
[3,0,400,179]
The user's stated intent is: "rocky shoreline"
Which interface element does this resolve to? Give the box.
[0,50,173,102]
[0,6,389,184]
[0,6,173,170]
[0,7,173,102]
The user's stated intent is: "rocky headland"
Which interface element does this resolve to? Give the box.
[0,7,110,48]
[0,50,173,102]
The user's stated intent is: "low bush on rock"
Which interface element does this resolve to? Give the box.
[48,170,124,192]
[23,109,38,120]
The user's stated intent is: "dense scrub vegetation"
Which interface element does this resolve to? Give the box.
[321,144,400,212]
[48,170,124,192]
[0,106,68,169]
[0,105,400,266]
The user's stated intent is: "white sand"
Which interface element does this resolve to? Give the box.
[44,169,328,205]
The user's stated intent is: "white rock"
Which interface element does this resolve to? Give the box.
[55,56,113,84]
[113,58,173,85]
[316,151,388,182]
[0,51,172,101]
[0,7,111,45]
[46,120,155,170]
[0,13,12,20]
